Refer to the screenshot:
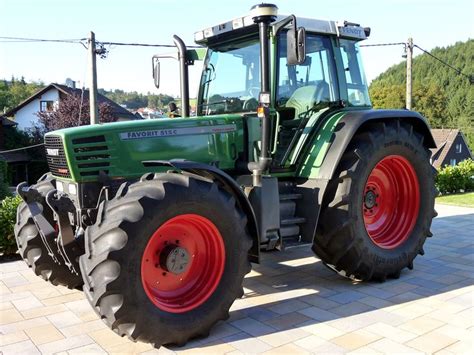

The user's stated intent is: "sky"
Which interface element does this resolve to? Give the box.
[0,0,473,98]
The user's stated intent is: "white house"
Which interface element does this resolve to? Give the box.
[4,83,137,131]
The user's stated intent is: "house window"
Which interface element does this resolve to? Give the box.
[455,143,462,153]
[450,159,456,166]
[40,101,54,112]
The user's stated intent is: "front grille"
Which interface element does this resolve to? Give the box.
[45,135,71,178]
[72,135,111,177]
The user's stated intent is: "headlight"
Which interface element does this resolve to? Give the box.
[56,181,64,192]
[68,183,77,195]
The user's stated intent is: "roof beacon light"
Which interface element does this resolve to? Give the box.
[250,3,278,23]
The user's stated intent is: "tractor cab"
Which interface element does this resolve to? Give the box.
[162,5,373,174]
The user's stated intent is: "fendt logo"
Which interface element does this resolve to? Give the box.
[47,148,59,156]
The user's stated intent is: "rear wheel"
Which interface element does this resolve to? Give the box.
[80,173,252,347]
[313,121,436,281]
[14,174,84,288]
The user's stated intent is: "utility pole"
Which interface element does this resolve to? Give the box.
[88,31,99,125]
[406,37,413,110]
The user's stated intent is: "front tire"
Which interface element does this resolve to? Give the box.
[14,174,84,288]
[80,173,252,347]
[313,121,436,281]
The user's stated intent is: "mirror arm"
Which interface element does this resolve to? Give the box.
[272,15,296,36]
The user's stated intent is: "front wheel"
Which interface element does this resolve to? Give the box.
[79,173,252,347]
[313,121,437,281]
[14,174,84,288]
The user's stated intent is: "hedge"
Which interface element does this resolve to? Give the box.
[0,160,11,201]
[0,195,22,255]
[436,158,474,194]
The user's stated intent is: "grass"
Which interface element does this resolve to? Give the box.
[436,192,474,208]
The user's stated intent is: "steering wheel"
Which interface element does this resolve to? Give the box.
[242,98,258,111]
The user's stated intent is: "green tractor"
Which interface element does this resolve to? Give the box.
[15,4,436,347]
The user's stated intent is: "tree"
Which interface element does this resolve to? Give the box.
[35,94,117,133]
[0,77,44,112]
[369,39,474,151]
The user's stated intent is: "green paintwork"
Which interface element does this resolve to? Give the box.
[296,111,346,178]
[46,115,244,183]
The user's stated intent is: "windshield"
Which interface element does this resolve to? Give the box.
[277,33,338,111]
[198,38,260,116]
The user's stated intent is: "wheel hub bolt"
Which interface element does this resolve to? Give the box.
[364,190,377,209]
[160,246,190,275]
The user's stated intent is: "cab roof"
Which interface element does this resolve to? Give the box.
[194,15,370,46]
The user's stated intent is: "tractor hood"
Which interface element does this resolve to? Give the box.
[44,116,244,183]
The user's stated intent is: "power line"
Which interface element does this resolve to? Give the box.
[0,36,201,48]
[0,143,45,154]
[98,41,202,49]
[0,36,86,44]
[360,42,405,47]
[414,44,473,83]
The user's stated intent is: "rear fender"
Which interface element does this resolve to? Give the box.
[294,109,435,244]
[297,109,435,180]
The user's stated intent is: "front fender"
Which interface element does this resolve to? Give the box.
[143,159,260,263]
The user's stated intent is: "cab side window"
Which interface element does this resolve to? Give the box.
[338,40,371,107]
[277,34,337,109]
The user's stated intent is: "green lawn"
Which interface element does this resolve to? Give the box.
[436,192,474,208]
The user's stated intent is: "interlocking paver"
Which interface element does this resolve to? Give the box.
[0,307,24,324]
[293,334,327,350]
[25,324,65,345]
[0,316,50,334]
[20,304,68,320]
[331,329,381,351]
[230,317,275,337]
[0,204,472,354]
[366,338,423,354]
[0,330,29,346]
[11,295,43,311]
[222,332,272,353]
[0,339,40,354]
[258,327,310,347]
[46,310,82,328]
[266,312,311,331]
[364,322,417,343]
[405,329,458,353]
[399,315,445,335]
[262,342,310,354]
[36,334,94,354]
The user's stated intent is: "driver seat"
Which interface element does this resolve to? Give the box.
[285,81,330,119]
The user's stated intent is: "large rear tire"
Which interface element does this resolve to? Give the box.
[80,173,252,347]
[313,121,436,281]
[14,174,84,288]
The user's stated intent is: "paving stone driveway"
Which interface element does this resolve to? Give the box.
[1,204,473,354]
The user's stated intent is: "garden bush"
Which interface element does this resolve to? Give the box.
[0,195,22,255]
[436,158,474,194]
[0,160,11,200]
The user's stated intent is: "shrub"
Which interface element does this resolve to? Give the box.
[436,158,474,194]
[0,160,11,201]
[457,158,474,191]
[0,195,22,255]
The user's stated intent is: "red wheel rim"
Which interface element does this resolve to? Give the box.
[363,155,420,249]
[141,214,225,313]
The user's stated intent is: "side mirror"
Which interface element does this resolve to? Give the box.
[287,27,306,65]
[152,56,160,88]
